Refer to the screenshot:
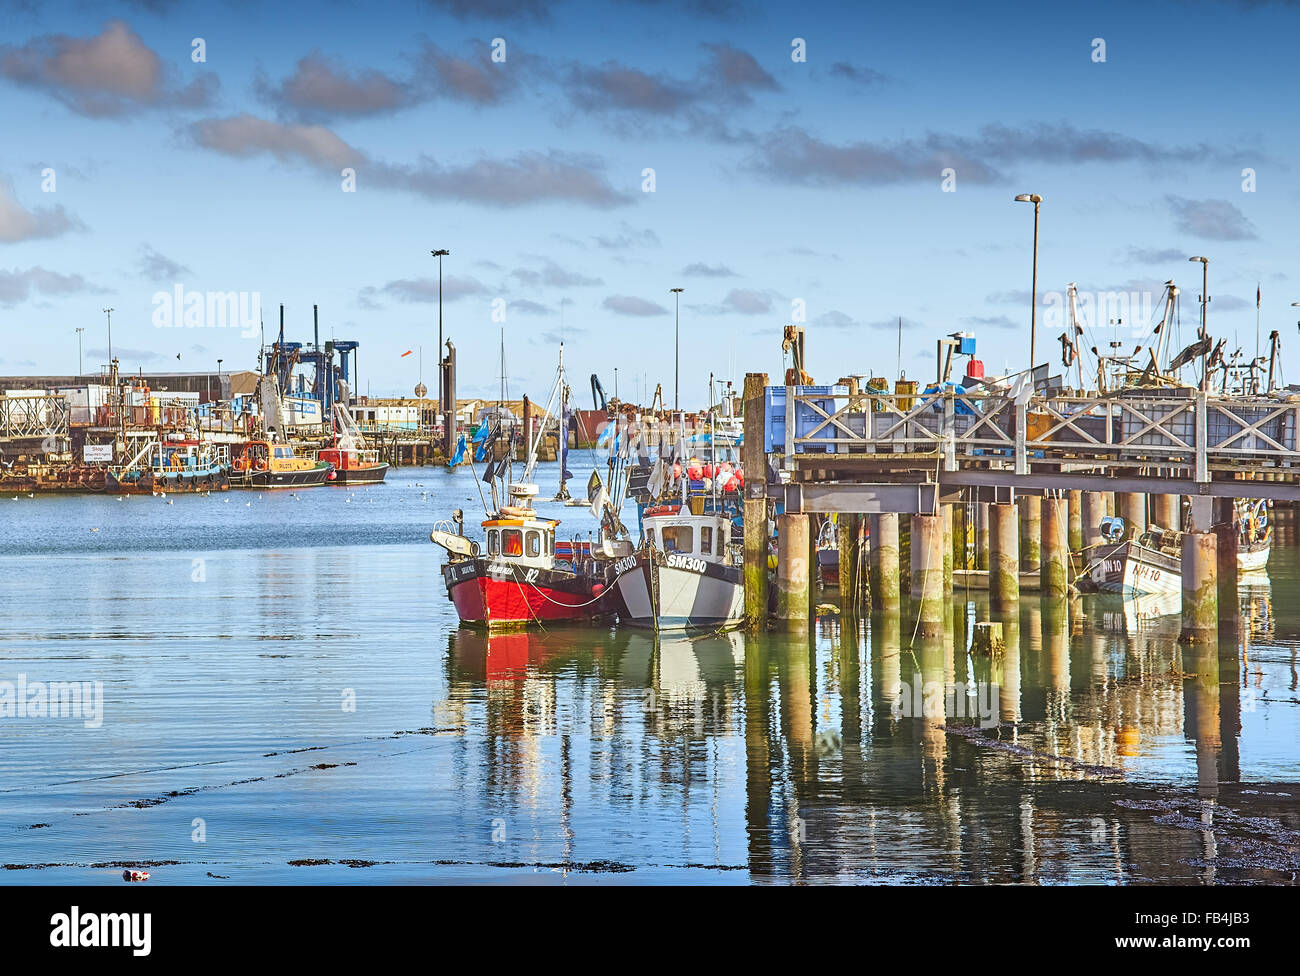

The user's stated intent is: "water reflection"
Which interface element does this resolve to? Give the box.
[432,555,1297,883]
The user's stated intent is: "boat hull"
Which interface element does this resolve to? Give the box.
[1090,540,1181,596]
[328,462,389,485]
[108,466,230,494]
[442,557,610,629]
[231,464,333,489]
[1238,541,1270,572]
[611,553,745,630]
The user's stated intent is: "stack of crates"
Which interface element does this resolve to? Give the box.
[764,385,853,454]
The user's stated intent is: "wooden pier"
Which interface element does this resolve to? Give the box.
[745,373,1300,631]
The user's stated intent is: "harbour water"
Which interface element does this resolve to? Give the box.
[1,465,1297,884]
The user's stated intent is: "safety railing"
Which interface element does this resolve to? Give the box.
[784,388,1300,481]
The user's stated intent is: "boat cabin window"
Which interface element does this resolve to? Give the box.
[487,529,500,555]
[502,528,523,557]
[661,525,693,553]
[700,525,713,555]
[274,447,292,459]
[526,530,542,557]
[645,528,655,545]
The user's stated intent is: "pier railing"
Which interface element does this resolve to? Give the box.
[782,388,1300,481]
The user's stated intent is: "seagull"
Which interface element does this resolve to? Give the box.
[91,527,99,532]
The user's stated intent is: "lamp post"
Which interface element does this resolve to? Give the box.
[670,287,684,412]
[431,248,450,413]
[1189,256,1209,390]
[1013,194,1042,376]
[75,327,84,377]
[102,307,114,368]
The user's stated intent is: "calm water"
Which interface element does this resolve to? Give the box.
[1,465,1297,884]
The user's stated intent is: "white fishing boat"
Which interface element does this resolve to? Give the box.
[609,503,744,631]
[1086,499,1271,595]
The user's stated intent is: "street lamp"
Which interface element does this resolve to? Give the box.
[431,248,450,413]
[75,327,84,377]
[102,307,114,368]
[1189,256,1209,390]
[1014,194,1042,375]
[670,287,684,411]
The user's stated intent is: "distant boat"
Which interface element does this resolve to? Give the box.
[319,404,388,485]
[230,440,332,489]
[107,440,230,494]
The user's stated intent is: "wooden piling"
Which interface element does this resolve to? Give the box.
[1180,531,1218,641]
[776,513,811,630]
[1041,496,1069,599]
[1018,495,1041,571]
[837,513,861,615]
[742,372,769,630]
[910,514,945,637]
[1212,497,1239,631]
[1119,492,1147,537]
[952,502,969,570]
[1081,490,1106,552]
[1067,489,1083,552]
[1151,493,1181,532]
[941,503,954,597]
[869,513,901,612]
[975,501,990,571]
[989,502,1020,612]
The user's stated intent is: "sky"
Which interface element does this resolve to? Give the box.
[0,0,1297,403]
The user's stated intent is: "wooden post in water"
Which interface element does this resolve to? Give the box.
[869,512,900,612]
[1119,492,1147,537]
[1212,496,1239,630]
[910,514,945,637]
[776,513,811,630]
[1067,489,1083,551]
[1018,495,1041,571]
[1081,491,1106,552]
[1040,496,1069,599]
[975,501,990,571]
[742,372,769,630]
[989,503,1020,612]
[837,513,861,616]
[1180,531,1218,641]
[1152,493,1181,531]
[941,503,954,597]
[951,501,968,571]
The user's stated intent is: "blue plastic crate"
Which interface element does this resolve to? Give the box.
[765,385,850,453]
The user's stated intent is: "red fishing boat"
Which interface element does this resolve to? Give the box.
[431,484,612,629]
[319,404,389,485]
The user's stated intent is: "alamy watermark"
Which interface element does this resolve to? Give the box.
[0,674,103,729]
[890,675,999,728]
[151,284,260,337]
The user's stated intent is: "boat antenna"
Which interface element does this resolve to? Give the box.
[896,316,902,379]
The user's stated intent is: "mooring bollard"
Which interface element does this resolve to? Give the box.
[869,512,900,612]
[989,503,1020,611]
[1180,531,1218,641]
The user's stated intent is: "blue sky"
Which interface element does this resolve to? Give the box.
[0,0,1296,401]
